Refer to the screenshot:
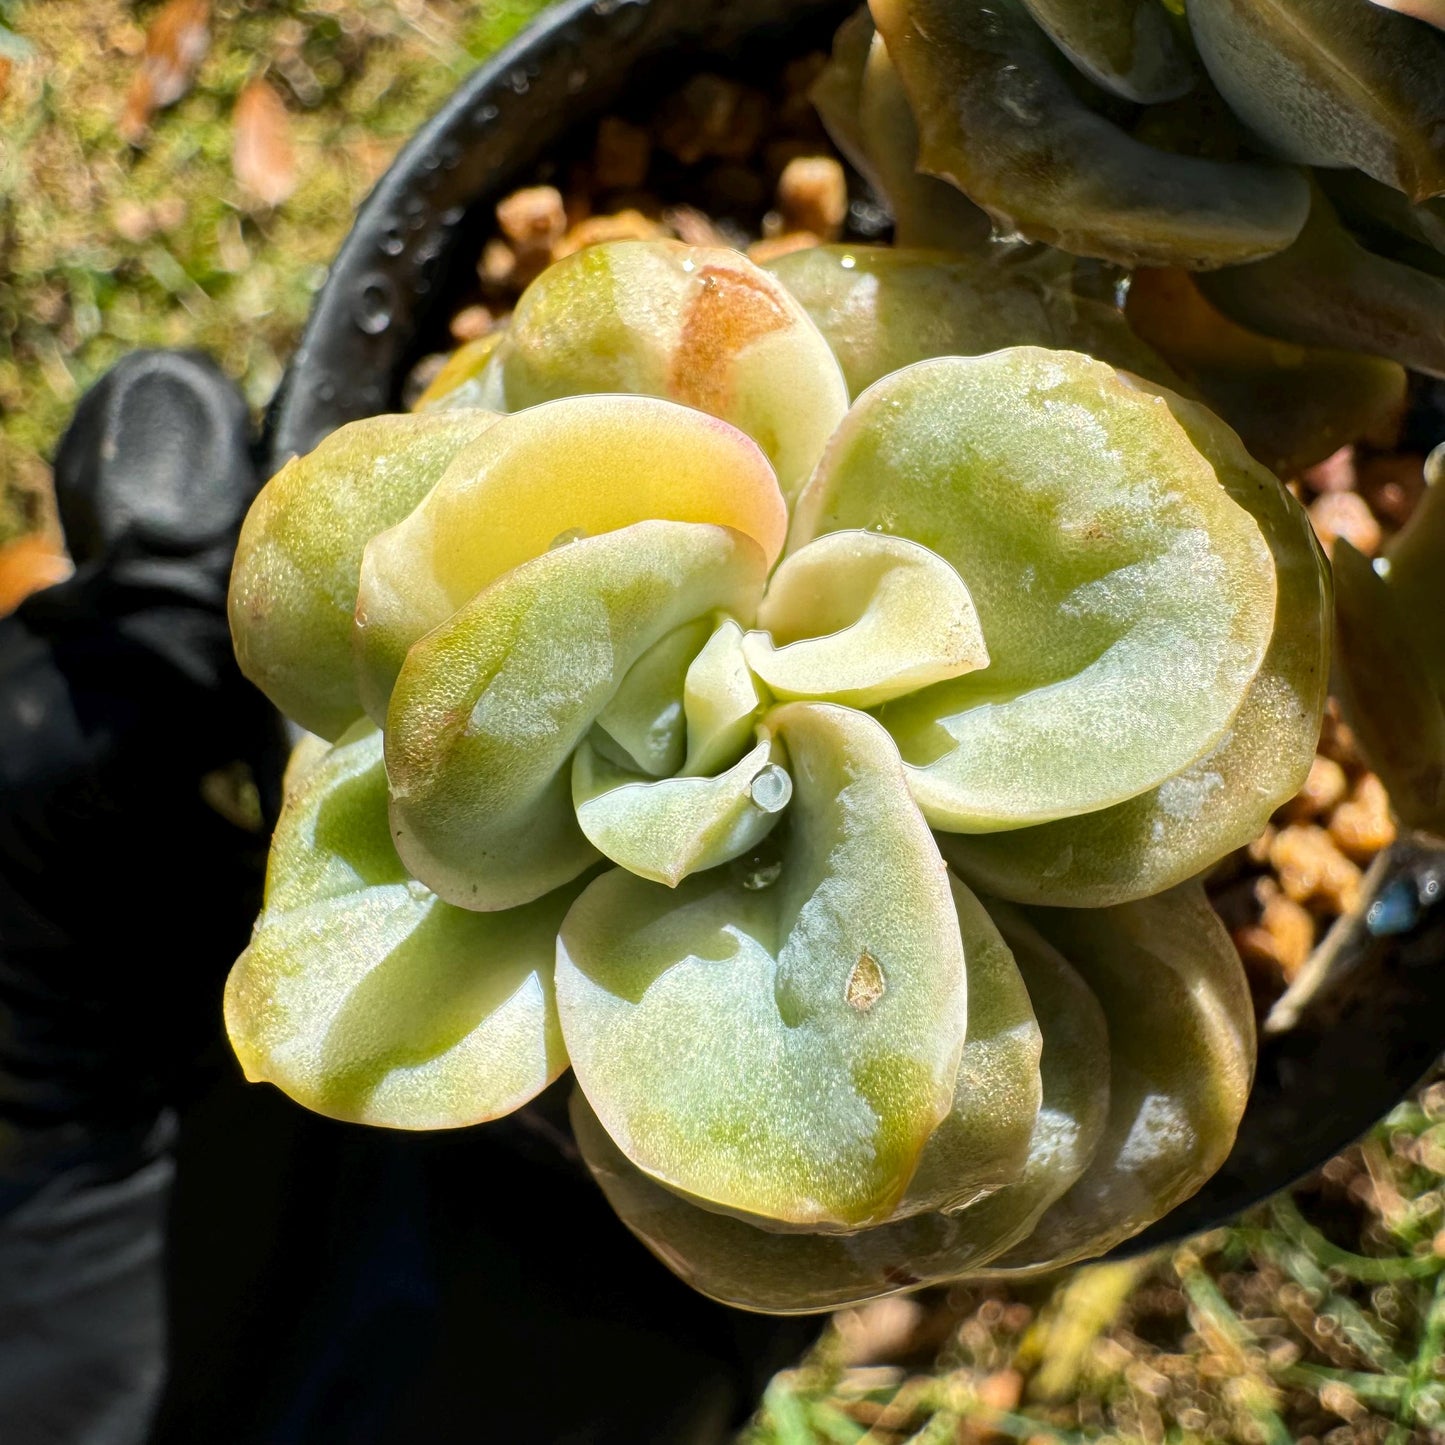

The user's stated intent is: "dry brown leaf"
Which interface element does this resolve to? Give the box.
[119,0,211,147]
[0,533,72,617]
[233,76,297,209]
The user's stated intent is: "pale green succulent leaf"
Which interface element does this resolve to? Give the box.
[571,731,790,888]
[479,241,848,504]
[793,349,1277,832]
[556,702,966,1229]
[355,394,786,720]
[1198,189,1445,379]
[941,389,1330,906]
[1384,451,1445,701]
[765,245,1182,401]
[224,723,575,1129]
[744,531,988,710]
[682,618,766,777]
[414,331,509,411]
[982,884,1255,1273]
[1187,0,1445,201]
[892,877,1042,1217]
[869,0,1311,269]
[595,618,712,778]
[385,521,768,912]
[229,411,499,740]
[1018,0,1197,103]
[566,895,1107,1314]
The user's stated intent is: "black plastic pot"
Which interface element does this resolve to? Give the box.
[161,0,1445,1434]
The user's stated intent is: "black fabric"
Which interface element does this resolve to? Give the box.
[0,351,813,1445]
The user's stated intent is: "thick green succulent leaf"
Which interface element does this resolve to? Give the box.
[892,878,1042,1217]
[1198,190,1445,379]
[793,349,1277,832]
[478,241,848,503]
[869,0,1310,269]
[567,898,1108,1314]
[1187,0,1445,201]
[941,390,1330,906]
[224,724,574,1128]
[1019,0,1197,103]
[356,395,786,720]
[744,531,988,710]
[982,884,1255,1273]
[556,702,967,1229]
[595,618,711,778]
[811,11,993,252]
[1384,450,1445,697]
[571,731,790,887]
[682,618,765,777]
[1126,267,1409,476]
[765,245,1180,400]
[1333,540,1445,831]
[414,331,509,412]
[386,521,768,912]
[1320,171,1445,278]
[229,411,498,740]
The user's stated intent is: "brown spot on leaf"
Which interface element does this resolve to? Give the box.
[846,949,886,1011]
[669,263,789,417]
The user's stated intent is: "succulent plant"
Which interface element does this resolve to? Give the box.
[227,241,1327,1311]
[816,0,1444,398]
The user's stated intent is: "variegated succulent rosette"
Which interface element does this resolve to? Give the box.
[227,241,1329,1313]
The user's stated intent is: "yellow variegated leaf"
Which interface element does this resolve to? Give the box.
[982,884,1254,1273]
[386,521,767,911]
[794,349,1277,831]
[556,703,966,1229]
[224,723,576,1129]
[480,241,849,503]
[941,388,1329,906]
[572,730,791,888]
[229,411,498,739]
[681,618,766,777]
[356,395,785,719]
[744,531,988,710]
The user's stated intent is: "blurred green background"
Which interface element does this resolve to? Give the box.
[3,5,1445,1441]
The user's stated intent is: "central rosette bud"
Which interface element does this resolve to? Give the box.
[225,241,1327,1311]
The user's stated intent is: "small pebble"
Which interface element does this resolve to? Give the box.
[1308,490,1382,559]
[1302,445,1357,495]
[448,304,494,343]
[478,237,517,289]
[553,209,665,258]
[496,184,567,256]
[1318,699,1365,770]
[1234,881,1315,981]
[592,116,651,191]
[747,231,822,264]
[1358,452,1427,528]
[1246,824,1276,867]
[1328,772,1396,861]
[776,154,848,240]
[1278,755,1348,823]
[1269,823,1363,915]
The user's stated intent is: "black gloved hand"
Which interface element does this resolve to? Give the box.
[0,351,283,1445]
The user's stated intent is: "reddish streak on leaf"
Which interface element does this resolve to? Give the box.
[233,76,297,209]
[669,264,790,415]
[119,0,211,147]
[1367,0,1445,28]
[0,534,72,618]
